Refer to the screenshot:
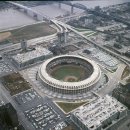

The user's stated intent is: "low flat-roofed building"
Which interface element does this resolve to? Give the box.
[12,46,53,68]
[71,95,127,130]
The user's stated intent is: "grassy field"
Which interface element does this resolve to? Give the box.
[56,102,87,113]
[51,65,85,82]
[0,22,57,44]
[73,27,90,32]
[63,124,77,130]
[2,73,31,96]
[72,27,96,37]
[84,32,97,37]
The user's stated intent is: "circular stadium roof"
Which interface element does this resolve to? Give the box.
[38,55,101,90]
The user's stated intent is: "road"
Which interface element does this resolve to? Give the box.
[0,33,57,55]
[21,69,67,129]
[0,81,35,130]
[0,3,129,129]
[52,19,130,65]
[98,63,126,96]
[57,12,86,23]
[7,1,130,65]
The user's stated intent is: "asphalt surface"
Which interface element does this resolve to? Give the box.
[98,63,126,96]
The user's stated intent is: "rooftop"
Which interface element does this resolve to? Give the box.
[12,46,52,63]
[72,95,127,129]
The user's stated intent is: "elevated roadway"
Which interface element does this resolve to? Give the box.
[57,12,87,23]
[7,1,50,21]
[0,34,57,55]
[53,20,130,66]
[59,1,130,27]
[98,63,127,96]
[9,1,130,27]
[0,2,69,55]
[7,1,68,33]
[4,2,130,65]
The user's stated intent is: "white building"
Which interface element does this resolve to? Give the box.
[71,95,127,130]
[12,46,53,68]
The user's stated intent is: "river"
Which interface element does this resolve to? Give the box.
[31,0,130,18]
[0,0,130,31]
[0,8,37,31]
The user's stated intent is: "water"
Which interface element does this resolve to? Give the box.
[0,8,37,31]
[31,4,70,18]
[0,0,130,30]
[72,0,130,8]
[31,0,130,18]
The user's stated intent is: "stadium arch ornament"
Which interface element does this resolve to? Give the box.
[38,55,101,95]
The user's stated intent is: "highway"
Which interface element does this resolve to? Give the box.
[8,1,50,21]
[52,20,130,65]
[0,2,129,130]
[50,20,129,97]
[0,6,129,98]
[7,1,129,65]
[98,63,127,96]
[57,12,87,23]
[1,2,129,95]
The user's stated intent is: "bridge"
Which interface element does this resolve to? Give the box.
[6,1,130,65]
[58,1,92,14]
[58,1,89,14]
[58,1,130,27]
[8,1,90,24]
[7,1,69,33]
[7,1,51,22]
[56,12,87,23]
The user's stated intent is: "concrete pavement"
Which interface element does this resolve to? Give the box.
[98,63,126,96]
[0,81,35,130]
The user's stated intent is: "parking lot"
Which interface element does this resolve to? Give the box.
[13,89,42,108]
[92,51,118,67]
[24,103,61,130]
[53,121,67,130]
[0,60,13,77]
[13,89,65,130]
[81,47,119,70]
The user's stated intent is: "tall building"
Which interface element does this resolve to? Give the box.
[57,31,68,44]
[21,39,27,52]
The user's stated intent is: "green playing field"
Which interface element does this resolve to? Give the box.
[50,65,86,82]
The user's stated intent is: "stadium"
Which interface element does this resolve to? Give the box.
[38,55,101,95]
